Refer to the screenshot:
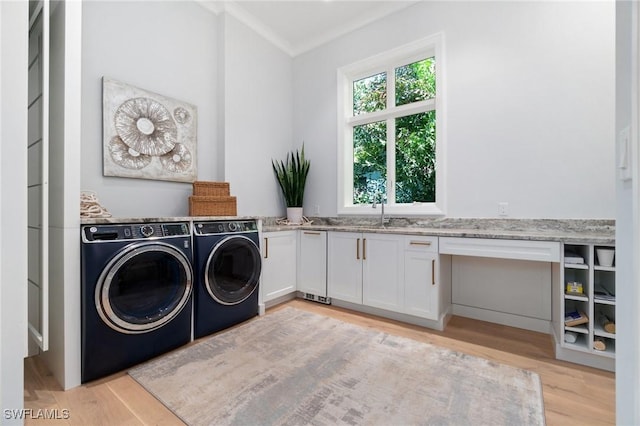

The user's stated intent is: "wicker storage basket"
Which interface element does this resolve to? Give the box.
[192,181,230,197]
[189,196,237,216]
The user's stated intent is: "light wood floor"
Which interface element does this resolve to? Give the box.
[25,299,615,425]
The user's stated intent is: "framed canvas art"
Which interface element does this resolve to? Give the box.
[102,78,197,182]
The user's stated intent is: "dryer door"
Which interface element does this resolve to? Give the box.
[95,241,193,334]
[205,236,262,305]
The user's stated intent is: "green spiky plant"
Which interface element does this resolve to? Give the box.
[272,145,311,207]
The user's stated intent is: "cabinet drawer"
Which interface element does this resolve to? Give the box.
[404,236,438,252]
[439,237,560,262]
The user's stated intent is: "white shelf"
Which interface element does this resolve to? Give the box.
[564,263,588,270]
[565,293,588,302]
[594,323,616,340]
[594,265,615,272]
[559,243,616,368]
[593,339,615,358]
[594,297,616,306]
[563,334,589,353]
[565,324,588,334]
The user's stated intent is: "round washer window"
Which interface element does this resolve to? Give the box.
[95,242,192,334]
[205,236,261,305]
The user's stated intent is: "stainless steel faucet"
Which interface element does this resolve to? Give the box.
[372,193,387,227]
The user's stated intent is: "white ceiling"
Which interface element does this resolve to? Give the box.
[199,1,419,56]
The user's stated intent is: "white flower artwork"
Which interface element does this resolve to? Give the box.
[102,78,197,182]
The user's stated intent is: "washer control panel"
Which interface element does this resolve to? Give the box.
[82,222,190,242]
[193,220,258,236]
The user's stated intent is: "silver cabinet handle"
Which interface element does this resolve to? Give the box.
[303,231,321,235]
[432,259,435,285]
[264,237,269,259]
[363,238,367,260]
[410,240,432,246]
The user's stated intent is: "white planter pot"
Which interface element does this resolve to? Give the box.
[596,248,615,267]
[286,207,304,225]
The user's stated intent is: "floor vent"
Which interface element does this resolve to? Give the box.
[303,293,331,305]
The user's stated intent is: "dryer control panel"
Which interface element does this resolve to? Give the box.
[193,220,258,236]
[82,222,190,242]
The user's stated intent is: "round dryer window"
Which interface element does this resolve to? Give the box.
[205,236,262,305]
[95,242,193,334]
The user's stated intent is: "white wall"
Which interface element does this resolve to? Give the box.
[81,1,219,217]
[0,0,28,420]
[79,3,294,218]
[615,1,640,423]
[222,14,294,217]
[293,1,615,219]
[40,0,84,390]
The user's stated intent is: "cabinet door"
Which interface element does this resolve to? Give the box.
[404,236,439,320]
[261,231,297,302]
[297,231,327,297]
[404,250,438,320]
[327,232,362,304]
[362,233,403,312]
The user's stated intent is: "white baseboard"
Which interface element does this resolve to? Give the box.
[263,292,297,310]
[330,299,447,331]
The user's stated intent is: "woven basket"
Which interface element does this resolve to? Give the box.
[192,181,230,197]
[189,196,237,216]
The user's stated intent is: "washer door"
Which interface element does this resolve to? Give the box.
[205,235,261,305]
[95,242,192,334]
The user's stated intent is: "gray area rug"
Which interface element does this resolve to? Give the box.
[129,307,545,425]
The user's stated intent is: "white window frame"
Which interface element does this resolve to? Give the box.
[337,33,446,216]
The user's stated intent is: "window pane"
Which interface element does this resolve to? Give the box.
[353,121,386,204]
[395,57,435,106]
[353,72,386,116]
[395,111,436,203]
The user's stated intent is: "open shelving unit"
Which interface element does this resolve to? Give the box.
[556,243,616,371]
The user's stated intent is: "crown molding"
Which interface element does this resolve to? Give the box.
[195,0,225,15]
[195,1,419,58]
[224,2,295,56]
[196,0,294,56]
[289,1,417,56]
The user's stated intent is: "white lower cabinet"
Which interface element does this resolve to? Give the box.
[327,232,402,307]
[403,236,439,320]
[362,234,403,312]
[327,232,362,304]
[261,231,297,303]
[327,232,440,320]
[297,230,327,298]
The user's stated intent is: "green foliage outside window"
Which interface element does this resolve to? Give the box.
[353,121,386,204]
[352,57,436,204]
[396,111,436,203]
[353,72,386,116]
[395,58,436,106]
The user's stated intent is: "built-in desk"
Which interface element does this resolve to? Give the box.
[440,237,561,333]
[438,237,561,333]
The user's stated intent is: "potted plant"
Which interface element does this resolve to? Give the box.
[272,145,311,224]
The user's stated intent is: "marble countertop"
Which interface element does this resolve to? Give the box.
[80,215,253,225]
[262,217,615,244]
[80,216,615,244]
